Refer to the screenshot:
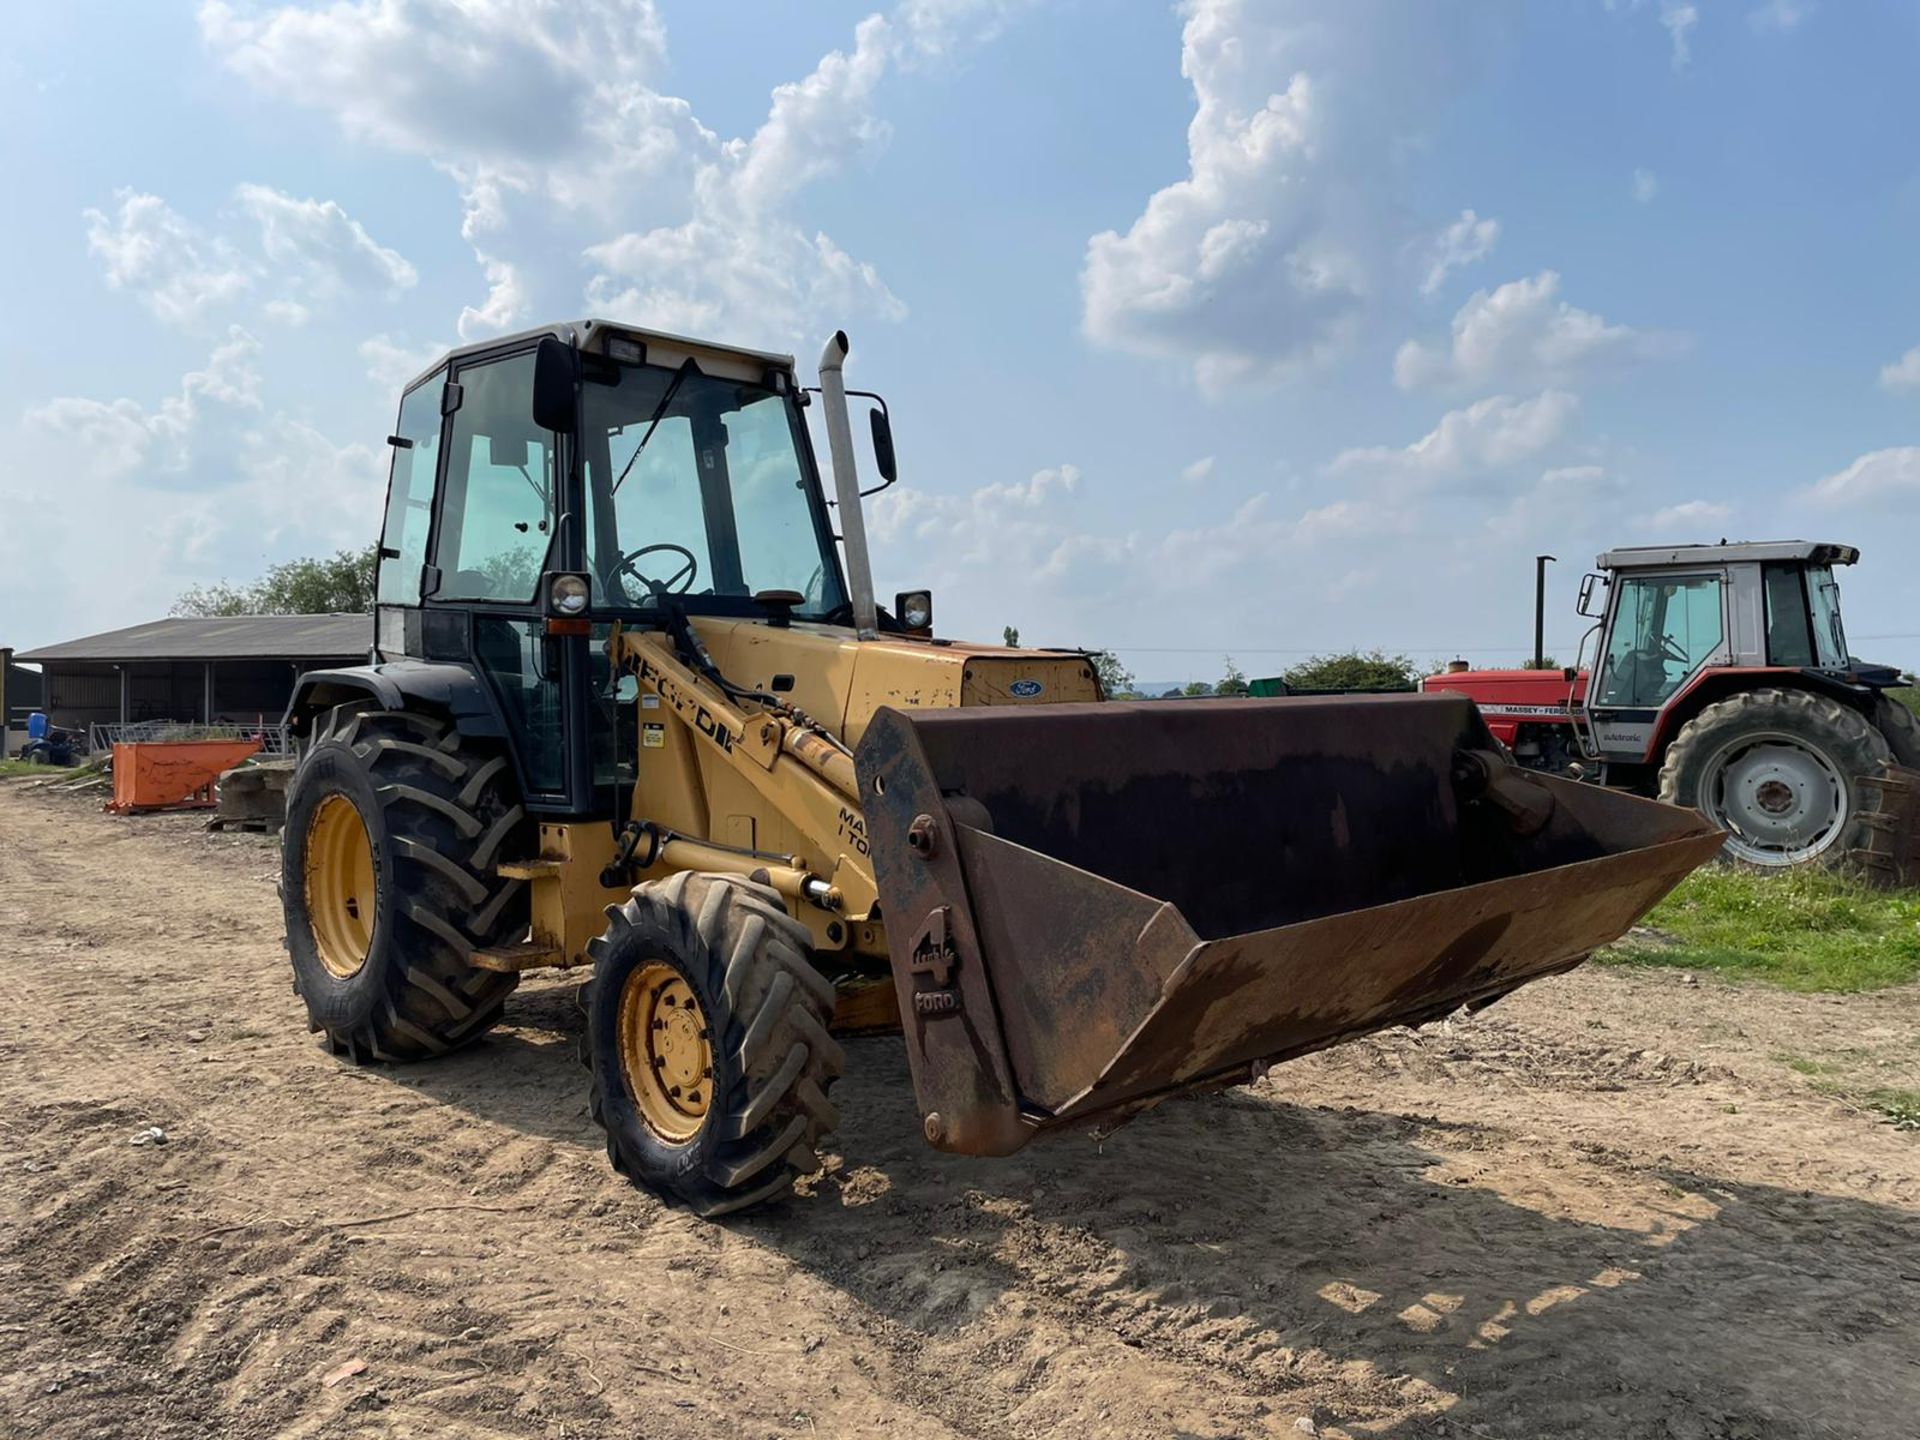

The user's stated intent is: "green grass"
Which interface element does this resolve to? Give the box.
[1860,1088,1920,1130]
[1602,865,1920,992]
[0,757,106,781]
[1886,685,1920,719]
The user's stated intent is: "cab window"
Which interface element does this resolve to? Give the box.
[1762,564,1814,667]
[433,351,554,603]
[376,375,444,606]
[1596,574,1724,708]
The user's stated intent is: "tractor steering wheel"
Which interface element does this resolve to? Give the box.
[616,543,699,601]
[1658,632,1689,665]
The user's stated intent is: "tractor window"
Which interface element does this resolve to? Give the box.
[581,363,846,616]
[434,351,555,604]
[473,616,563,794]
[1762,564,1814,667]
[1806,564,1848,668]
[376,376,444,606]
[1595,574,1724,708]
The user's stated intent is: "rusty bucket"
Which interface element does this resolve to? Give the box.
[855,694,1722,1156]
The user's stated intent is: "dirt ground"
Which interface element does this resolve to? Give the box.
[2,780,1916,1440]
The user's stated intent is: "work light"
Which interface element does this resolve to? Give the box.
[550,574,590,617]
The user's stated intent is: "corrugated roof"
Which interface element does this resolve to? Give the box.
[18,614,372,663]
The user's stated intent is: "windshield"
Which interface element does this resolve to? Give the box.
[580,363,847,618]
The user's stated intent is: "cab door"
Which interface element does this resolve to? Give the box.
[1584,570,1729,760]
[424,346,581,808]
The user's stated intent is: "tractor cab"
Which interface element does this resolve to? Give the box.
[1577,541,1889,768]
[350,320,884,816]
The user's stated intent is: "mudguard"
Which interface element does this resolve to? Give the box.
[284,660,509,742]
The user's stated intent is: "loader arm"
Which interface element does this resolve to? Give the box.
[615,628,880,931]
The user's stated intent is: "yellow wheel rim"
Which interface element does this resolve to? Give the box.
[618,962,714,1144]
[306,793,377,979]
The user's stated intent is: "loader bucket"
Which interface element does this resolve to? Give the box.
[854,695,1723,1157]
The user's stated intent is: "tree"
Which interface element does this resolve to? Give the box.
[1089,650,1134,698]
[1280,650,1420,694]
[1002,625,1020,648]
[1215,656,1249,697]
[1520,655,1562,671]
[174,545,378,617]
[1181,680,1215,698]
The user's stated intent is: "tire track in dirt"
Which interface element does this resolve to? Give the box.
[3,782,1918,1440]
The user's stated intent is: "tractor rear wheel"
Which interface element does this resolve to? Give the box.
[1872,695,1920,769]
[1659,688,1890,867]
[281,703,530,1061]
[583,873,842,1217]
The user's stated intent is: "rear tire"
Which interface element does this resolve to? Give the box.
[583,873,842,1217]
[1659,688,1890,867]
[1872,695,1920,769]
[281,703,530,1062]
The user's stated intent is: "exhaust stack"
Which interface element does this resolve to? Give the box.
[818,330,879,640]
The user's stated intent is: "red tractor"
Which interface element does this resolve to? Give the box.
[1426,542,1920,868]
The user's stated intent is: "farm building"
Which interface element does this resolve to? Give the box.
[13,615,371,734]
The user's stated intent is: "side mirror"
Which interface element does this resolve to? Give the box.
[869,407,898,483]
[488,433,531,468]
[1576,572,1608,618]
[532,336,579,434]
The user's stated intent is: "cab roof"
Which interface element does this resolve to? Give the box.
[402,318,799,394]
[1597,540,1859,570]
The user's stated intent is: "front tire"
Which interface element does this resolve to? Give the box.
[282,703,530,1061]
[1659,688,1891,867]
[584,873,842,1217]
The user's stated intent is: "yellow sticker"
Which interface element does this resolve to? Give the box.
[642,722,665,749]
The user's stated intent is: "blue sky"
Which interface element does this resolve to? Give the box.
[3,0,1917,682]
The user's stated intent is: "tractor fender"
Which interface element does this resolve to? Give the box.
[284,660,510,743]
[1649,666,1882,758]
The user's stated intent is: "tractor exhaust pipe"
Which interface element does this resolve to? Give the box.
[1534,553,1556,670]
[819,331,879,641]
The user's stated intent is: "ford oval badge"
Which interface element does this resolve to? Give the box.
[1010,679,1044,698]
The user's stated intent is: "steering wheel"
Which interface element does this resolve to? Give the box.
[616,543,699,600]
[1658,633,1689,664]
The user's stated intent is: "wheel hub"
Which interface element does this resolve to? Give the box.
[1704,736,1846,864]
[305,793,376,978]
[617,962,714,1143]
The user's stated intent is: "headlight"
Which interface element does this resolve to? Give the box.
[896,589,933,633]
[550,574,590,616]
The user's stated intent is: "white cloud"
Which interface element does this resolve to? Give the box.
[1418,209,1500,295]
[1394,271,1657,391]
[84,185,418,329]
[24,327,263,482]
[1749,0,1812,32]
[198,0,672,168]
[236,184,417,301]
[1180,455,1216,485]
[1808,448,1920,508]
[1329,391,1581,491]
[1878,347,1920,393]
[1080,0,1356,390]
[1487,465,1624,541]
[84,190,251,326]
[1645,498,1731,531]
[1632,168,1659,203]
[202,0,1018,349]
[1662,3,1698,70]
[359,334,446,392]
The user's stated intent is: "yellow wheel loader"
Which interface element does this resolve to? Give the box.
[280,319,1723,1216]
